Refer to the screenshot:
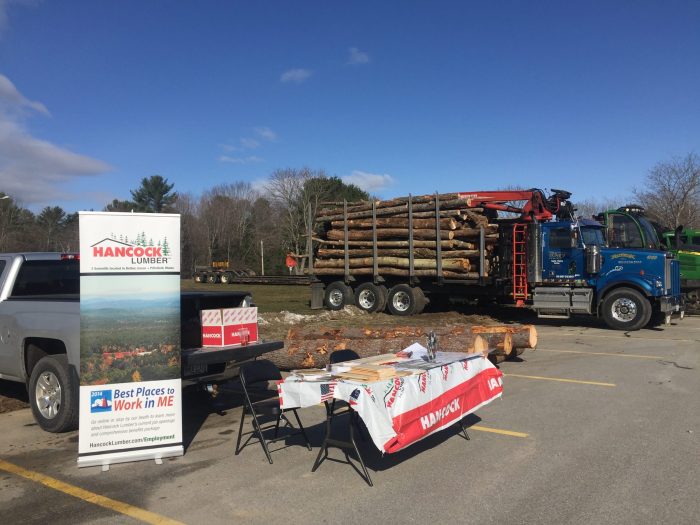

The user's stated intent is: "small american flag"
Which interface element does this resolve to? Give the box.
[320,382,335,401]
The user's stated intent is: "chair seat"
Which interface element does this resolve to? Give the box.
[249,397,283,415]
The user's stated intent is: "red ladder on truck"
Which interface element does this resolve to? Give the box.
[512,224,528,305]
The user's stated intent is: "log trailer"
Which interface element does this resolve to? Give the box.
[308,189,684,331]
[596,205,699,313]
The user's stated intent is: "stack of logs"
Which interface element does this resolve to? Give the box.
[311,193,498,279]
[265,324,538,370]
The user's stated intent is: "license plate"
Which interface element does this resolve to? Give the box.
[183,364,208,377]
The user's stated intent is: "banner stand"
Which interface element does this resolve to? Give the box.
[78,212,183,469]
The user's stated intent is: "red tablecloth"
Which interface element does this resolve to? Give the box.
[279,353,503,453]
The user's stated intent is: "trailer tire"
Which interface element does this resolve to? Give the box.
[193,272,204,283]
[412,287,428,314]
[28,354,79,433]
[387,284,420,316]
[324,281,354,310]
[354,282,388,313]
[206,273,219,284]
[220,272,233,284]
[601,288,650,331]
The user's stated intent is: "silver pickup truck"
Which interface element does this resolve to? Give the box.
[0,252,282,433]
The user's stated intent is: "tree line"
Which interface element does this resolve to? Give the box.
[1,154,698,276]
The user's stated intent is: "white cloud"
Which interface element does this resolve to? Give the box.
[218,155,264,164]
[0,74,49,115]
[255,126,277,141]
[0,75,111,206]
[239,137,260,149]
[342,170,395,192]
[280,68,312,84]
[347,47,370,65]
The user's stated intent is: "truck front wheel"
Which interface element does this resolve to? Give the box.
[601,288,651,331]
[28,354,79,433]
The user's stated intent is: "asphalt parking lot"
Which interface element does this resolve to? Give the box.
[1,317,698,525]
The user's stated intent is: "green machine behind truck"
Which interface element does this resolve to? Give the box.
[595,206,699,312]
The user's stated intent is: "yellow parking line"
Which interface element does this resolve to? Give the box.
[538,348,664,360]
[469,425,529,438]
[504,373,616,387]
[0,459,184,525]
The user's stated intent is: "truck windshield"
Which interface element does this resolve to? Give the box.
[637,217,660,249]
[581,227,604,246]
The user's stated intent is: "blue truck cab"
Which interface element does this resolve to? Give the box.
[530,219,683,330]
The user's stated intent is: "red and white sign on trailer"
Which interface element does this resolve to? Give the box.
[201,307,258,347]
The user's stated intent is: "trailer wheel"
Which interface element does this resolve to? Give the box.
[193,272,204,283]
[324,281,354,310]
[601,288,650,331]
[206,273,219,284]
[387,284,420,316]
[220,272,233,284]
[354,282,388,313]
[28,354,79,433]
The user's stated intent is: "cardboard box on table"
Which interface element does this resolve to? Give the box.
[200,307,258,347]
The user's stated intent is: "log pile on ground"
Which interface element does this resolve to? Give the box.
[311,193,498,278]
[265,323,537,370]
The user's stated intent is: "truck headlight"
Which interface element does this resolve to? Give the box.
[655,279,663,288]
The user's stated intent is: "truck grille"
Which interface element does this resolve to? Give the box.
[671,259,681,296]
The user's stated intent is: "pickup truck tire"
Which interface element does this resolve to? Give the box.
[324,281,354,310]
[28,354,79,433]
[601,288,651,331]
[354,282,388,313]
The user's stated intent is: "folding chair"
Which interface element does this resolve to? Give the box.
[312,349,373,486]
[235,359,311,464]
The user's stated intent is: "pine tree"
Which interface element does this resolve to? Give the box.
[162,237,170,256]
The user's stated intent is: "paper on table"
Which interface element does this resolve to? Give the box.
[402,342,428,359]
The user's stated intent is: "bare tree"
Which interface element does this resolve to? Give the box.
[634,153,700,229]
[573,197,627,220]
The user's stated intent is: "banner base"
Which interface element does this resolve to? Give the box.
[77,445,183,469]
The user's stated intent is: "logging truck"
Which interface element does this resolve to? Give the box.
[307,189,684,331]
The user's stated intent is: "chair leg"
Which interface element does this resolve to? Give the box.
[250,411,274,464]
[273,414,282,438]
[291,409,312,450]
[312,408,332,472]
[235,408,247,455]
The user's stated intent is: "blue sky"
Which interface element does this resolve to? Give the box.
[1,1,699,212]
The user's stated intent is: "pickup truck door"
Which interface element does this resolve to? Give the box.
[0,256,18,379]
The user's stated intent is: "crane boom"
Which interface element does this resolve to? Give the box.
[457,188,572,221]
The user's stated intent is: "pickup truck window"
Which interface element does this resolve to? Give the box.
[11,259,80,297]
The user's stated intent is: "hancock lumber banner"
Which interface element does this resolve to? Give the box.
[77,212,183,468]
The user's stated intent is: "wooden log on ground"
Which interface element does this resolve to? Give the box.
[269,333,488,370]
[478,332,513,356]
[470,325,537,349]
[313,256,471,271]
[326,228,455,241]
[287,325,487,341]
[329,217,459,230]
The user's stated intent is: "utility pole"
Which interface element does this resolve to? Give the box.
[260,240,264,276]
